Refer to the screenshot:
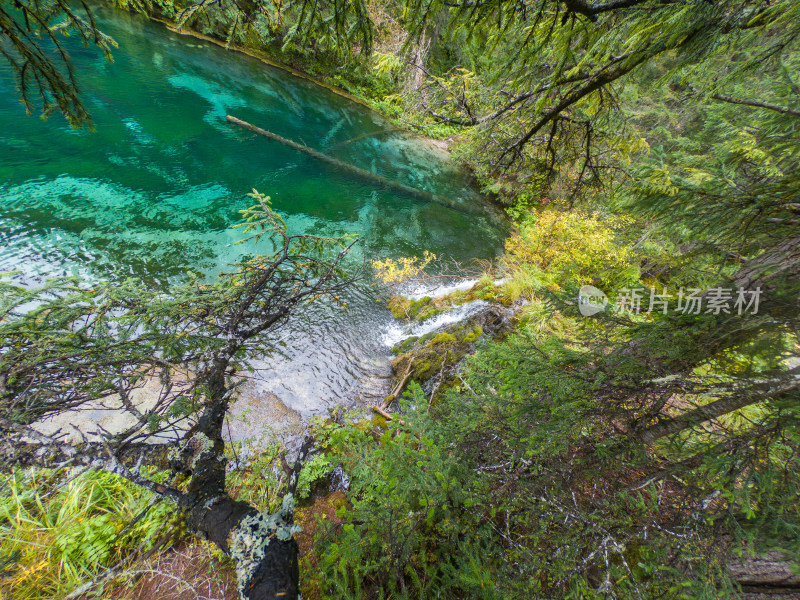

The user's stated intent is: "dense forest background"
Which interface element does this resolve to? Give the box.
[1,0,799,598]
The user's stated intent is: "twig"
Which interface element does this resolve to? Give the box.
[371,405,406,426]
[382,359,415,409]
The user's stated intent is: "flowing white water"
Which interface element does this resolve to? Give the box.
[404,277,509,301]
[380,299,490,348]
[1,8,507,447]
[405,278,482,300]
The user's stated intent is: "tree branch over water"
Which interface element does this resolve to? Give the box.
[0,0,115,127]
[0,191,363,600]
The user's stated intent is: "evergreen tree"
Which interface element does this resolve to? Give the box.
[0,0,115,127]
[0,193,360,600]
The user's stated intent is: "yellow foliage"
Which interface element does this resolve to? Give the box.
[371,251,436,284]
[502,210,638,293]
[613,134,650,165]
[371,51,402,75]
[9,560,49,587]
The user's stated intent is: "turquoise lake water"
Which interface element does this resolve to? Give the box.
[0,8,506,429]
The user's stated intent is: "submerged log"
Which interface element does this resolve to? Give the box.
[327,127,404,149]
[226,115,482,216]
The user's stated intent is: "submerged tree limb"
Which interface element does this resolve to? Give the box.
[327,127,404,148]
[226,115,489,217]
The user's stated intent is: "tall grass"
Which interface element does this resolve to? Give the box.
[0,468,173,600]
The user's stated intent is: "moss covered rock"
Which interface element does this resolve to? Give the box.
[386,295,445,321]
[388,306,512,405]
[385,277,513,324]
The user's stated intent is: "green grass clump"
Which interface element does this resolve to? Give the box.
[0,468,174,600]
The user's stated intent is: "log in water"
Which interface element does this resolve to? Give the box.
[226,115,479,215]
[0,6,506,432]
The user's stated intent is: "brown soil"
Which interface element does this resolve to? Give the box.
[104,542,237,600]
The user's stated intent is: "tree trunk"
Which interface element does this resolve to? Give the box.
[185,494,300,600]
[179,361,300,600]
[730,550,800,597]
[408,31,429,92]
[226,115,488,217]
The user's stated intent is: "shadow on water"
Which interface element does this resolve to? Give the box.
[0,7,508,443]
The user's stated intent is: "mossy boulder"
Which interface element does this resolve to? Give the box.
[462,325,483,343]
[386,277,513,324]
[467,279,516,306]
[432,332,457,344]
[389,306,513,405]
[387,295,444,321]
[391,334,419,355]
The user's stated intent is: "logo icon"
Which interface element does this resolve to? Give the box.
[578,285,608,316]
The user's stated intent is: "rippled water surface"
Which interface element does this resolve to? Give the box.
[0,8,506,436]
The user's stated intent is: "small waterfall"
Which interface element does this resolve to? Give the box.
[0,8,507,451]
[404,277,509,301]
[380,299,489,348]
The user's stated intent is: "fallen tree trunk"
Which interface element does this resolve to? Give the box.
[371,404,406,425]
[729,550,800,597]
[382,359,414,410]
[327,127,404,149]
[226,115,482,216]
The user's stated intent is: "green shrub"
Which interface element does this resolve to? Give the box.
[309,384,502,600]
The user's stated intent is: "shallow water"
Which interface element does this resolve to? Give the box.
[0,8,506,438]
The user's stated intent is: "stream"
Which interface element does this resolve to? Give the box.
[0,7,506,445]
